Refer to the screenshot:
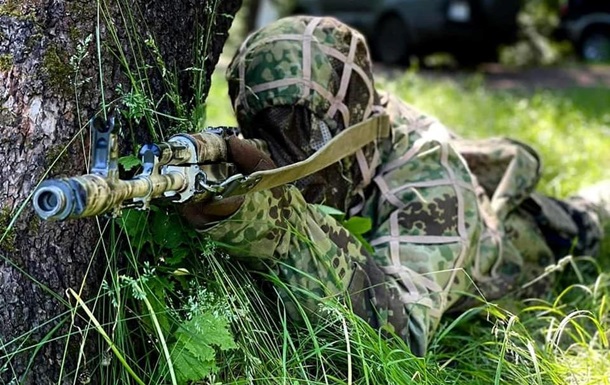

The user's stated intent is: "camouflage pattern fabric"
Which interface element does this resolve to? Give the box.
[200,16,606,356]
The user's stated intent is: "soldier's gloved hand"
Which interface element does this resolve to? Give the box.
[225,136,276,174]
[180,136,276,228]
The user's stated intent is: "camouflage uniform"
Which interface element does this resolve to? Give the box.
[201,16,606,356]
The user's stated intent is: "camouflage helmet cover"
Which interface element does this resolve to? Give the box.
[227,16,377,129]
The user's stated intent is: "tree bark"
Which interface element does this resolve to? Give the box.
[0,1,241,384]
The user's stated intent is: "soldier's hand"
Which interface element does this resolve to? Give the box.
[225,136,276,174]
[180,136,276,228]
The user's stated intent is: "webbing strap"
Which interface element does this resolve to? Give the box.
[225,114,390,196]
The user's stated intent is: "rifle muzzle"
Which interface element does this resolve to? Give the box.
[33,179,81,221]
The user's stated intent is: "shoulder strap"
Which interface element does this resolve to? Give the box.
[223,114,390,196]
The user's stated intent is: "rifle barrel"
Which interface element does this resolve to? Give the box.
[33,172,187,220]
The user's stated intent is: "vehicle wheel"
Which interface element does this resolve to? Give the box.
[579,30,610,63]
[374,15,410,66]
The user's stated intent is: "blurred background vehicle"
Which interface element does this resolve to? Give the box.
[557,0,610,62]
[288,0,522,66]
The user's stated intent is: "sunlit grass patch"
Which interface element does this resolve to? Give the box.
[205,69,237,128]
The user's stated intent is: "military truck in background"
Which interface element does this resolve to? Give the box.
[289,0,522,66]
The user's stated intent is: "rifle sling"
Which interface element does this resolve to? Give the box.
[230,114,390,196]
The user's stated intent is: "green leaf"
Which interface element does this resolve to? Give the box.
[344,216,374,253]
[343,216,372,235]
[172,342,216,383]
[165,247,191,266]
[151,212,188,250]
[170,312,236,383]
[118,155,142,171]
[118,210,152,249]
[316,204,345,220]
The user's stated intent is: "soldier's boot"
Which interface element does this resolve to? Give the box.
[526,181,609,260]
[575,180,610,227]
[552,180,610,258]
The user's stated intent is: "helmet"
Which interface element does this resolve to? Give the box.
[227,16,380,212]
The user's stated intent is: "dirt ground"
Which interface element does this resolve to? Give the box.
[375,63,610,91]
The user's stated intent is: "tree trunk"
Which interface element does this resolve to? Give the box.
[245,0,262,32]
[0,1,241,384]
